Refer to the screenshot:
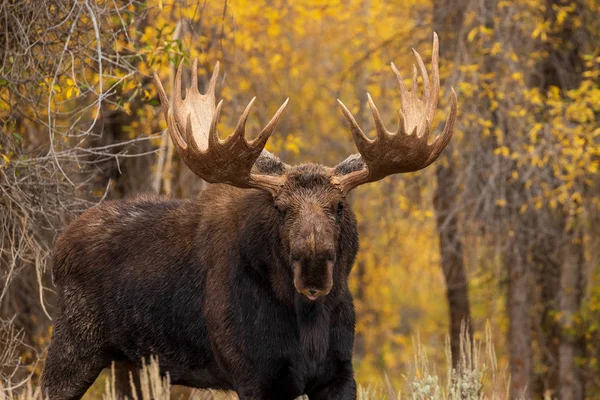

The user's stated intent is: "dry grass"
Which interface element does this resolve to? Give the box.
[0,322,509,400]
[401,323,510,400]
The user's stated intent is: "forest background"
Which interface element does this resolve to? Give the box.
[1,0,599,399]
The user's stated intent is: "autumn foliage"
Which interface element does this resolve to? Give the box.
[1,0,599,398]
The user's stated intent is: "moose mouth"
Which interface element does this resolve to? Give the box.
[298,287,331,301]
[305,292,320,301]
[294,273,332,300]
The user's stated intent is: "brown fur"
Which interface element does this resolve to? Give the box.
[41,164,359,400]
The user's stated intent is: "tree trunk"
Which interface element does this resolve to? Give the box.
[506,221,533,399]
[433,158,472,368]
[558,228,585,400]
[531,227,561,396]
[532,1,588,397]
[432,0,472,368]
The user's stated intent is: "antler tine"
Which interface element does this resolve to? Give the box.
[153,66,188,152]
[332,32,457,193]
[153,71,170,122]
[225,97,289,149]
[412,48,430,104]
[226,97,256,145]
[426,87,457,164]
[250,98,290,149]
[208,61,220,93]
[428,32,441,124]
[173,60,184,122]
[391,62,408,102]
[366,93,390,141]
[207,99,224,149]
[189,58,199,94]
[337,99,373,155]
[411,64,419,95]
[153,61,288,194]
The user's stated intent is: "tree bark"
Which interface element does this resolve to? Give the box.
[532,2,587,397]
[432,0,472,368]
[558,228,585,400]
[531,227,561,396]
[506,221,533,399]
[433,157,472,368]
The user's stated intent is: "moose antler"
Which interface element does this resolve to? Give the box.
[333,32,457,193]
[153,59,289,194]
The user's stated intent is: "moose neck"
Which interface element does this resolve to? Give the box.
[294,292,331,360]
[211,182,359,359]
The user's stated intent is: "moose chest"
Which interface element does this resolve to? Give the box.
[233,286,334,358]
[204,281,344,393]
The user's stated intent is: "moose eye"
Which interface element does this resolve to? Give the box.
[336,202,344,217]
[274,203,286,216]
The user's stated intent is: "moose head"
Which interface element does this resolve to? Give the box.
[153,33,456,301]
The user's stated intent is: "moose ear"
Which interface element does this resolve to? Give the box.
[332,153,366,176]
[253,150,290,176]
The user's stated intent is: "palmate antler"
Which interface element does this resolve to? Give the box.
[153,33,456,196]
[153,59,289,194]
[333,33,457,193]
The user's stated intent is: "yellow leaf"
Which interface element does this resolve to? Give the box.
[532,23,544,39]
[467,27,478,42]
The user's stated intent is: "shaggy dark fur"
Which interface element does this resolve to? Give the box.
[41,163,359,400]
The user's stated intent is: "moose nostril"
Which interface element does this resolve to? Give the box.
[307,289,318,296]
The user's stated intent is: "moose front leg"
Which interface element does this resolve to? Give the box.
[236,376,304,400]
[235,386,269,400]
[307,360,356,400]
[307,295,357,400]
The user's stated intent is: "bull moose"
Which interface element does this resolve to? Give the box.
[41,33,456,399]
